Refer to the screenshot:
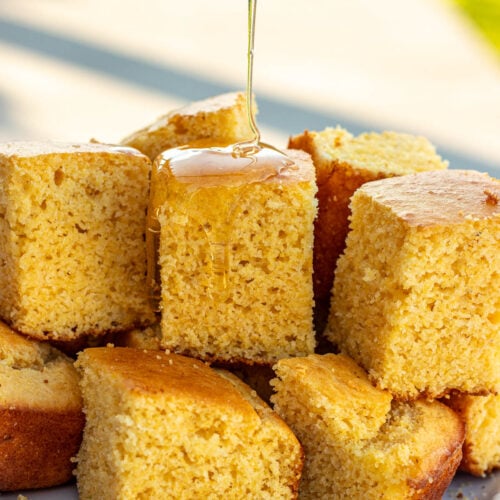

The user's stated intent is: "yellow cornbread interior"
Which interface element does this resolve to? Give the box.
[315,128,449,178]
[271,353,464,500]
[75,348,303,500]
[0,321,81,410]
[326,170,500,399]
[446,393,500,476]
[0,143,154,341]
[155,149,317,363]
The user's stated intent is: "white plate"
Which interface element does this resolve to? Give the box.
[1,471,499,499]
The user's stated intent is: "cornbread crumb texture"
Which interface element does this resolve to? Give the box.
[75,347,303,500]
[158,148,317,363]
[0,321,84,491]
[0,141,155,341]
[327,169,500,399]
[288,127,448,304]
[121,91,255,161]
[445,393,500,476]
[271,353,464,500]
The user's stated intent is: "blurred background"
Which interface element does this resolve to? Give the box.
[0,0,499,176]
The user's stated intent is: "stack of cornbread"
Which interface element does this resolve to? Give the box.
[0,91,498,498]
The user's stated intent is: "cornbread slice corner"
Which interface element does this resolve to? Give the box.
[121,91,255,161]
[0,320,83,491]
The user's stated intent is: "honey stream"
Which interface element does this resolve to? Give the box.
[146,0,295,308]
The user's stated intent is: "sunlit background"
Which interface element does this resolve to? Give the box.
[0,0,499,176]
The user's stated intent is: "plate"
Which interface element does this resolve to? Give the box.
[1,471,499,498]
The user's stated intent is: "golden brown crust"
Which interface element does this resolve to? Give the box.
[0,141,146,159]
[77,347,259,419]
[408,421,464,499]
[289,131,389,301]
[121,91,254,161]
[313,161,386,300]
[0,322,85,490]
[0,408,84,491]
[289,129,449,306]
[360,169,500,227]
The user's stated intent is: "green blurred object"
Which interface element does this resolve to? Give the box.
[453,0,500,56]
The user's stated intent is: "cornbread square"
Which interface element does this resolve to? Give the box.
[0,321,83,490]
[288,127,448,312]
[445,393,500,476]
[326,169,500,399]
[122,91,255,161]
[154,147,317,364]
[271,353,464,499]
[75,347,303,500]
[0,141,155,342]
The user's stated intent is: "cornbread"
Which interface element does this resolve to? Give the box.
[0,141,155,342]
[326,169,500,399]
[0,321,84,491]
[75,347,303,500]
[445,393,500,476]
[288,127,448,323]
[153,146,317,364]
[271,353,464,499]
[114,323,162,350]
[122,91,255,161]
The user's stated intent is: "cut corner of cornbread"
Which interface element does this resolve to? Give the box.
[121,91,255,161]
[75,347,303,499]
[326,169,500,400]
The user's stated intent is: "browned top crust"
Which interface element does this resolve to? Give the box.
[407,400,465,499]
[164,92,246,119]
[359,169,500,227]
[77,347,260,419]
[0,141,146,159]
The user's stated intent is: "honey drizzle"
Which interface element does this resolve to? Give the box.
[234,0,260,156]
[146,0,296,308]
